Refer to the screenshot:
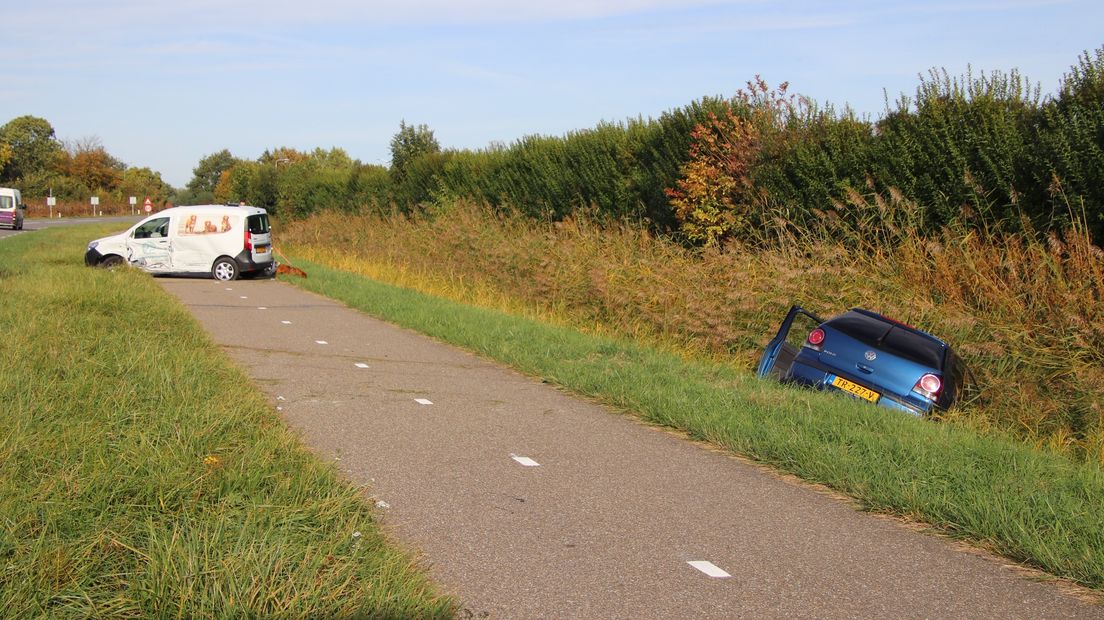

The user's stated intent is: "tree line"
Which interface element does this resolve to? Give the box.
[5,46,1101,243]
[0,116,172,204]
[205,47,1104,244]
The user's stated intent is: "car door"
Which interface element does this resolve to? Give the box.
[126,216,173,272]
[757,306,823,380]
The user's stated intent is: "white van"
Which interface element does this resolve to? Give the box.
[0,187,25,230]
[85,204,274,281]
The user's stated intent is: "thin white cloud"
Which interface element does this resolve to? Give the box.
[438,61,529,84]
[15,0,746,31]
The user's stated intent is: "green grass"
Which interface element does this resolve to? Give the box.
[283,257,1104,591]
[0,226,454,618]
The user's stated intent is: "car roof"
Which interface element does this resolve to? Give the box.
[159,204,268,217]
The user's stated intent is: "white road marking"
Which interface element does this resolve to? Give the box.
[281,320,292,325]
[225,287,233,291]
[315,340,328,345]
[687,561,730,578]
[277,396,286,401]
[355,363,370,368]
[257,306,267,310]
[414,398,433,405]
[510,454,540,467]
[240,296,248,299]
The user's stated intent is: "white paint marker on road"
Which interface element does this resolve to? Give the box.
[510,454,540,467]
[257,307,267,310]
[281,321,292,325]
[225,287,233,291]
[687,561,730,578]
[315,340,328,345]
[355,363,370,369]
[240,296,248,299]
[414,398,433,405]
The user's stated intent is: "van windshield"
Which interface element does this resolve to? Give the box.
[247,214,270,234]
[0,196,12,210]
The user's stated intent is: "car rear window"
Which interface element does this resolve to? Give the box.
[882,327,944,368]
[826,311,945,369]
[247,214,270,234]
[0,196,12,209]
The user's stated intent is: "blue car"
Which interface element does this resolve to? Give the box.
[757,306,968,416]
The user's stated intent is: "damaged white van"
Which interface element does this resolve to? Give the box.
[85,204,274,281]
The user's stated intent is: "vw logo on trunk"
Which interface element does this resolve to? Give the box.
[864,350,877,361]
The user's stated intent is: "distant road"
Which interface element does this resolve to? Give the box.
[0,215,141,241]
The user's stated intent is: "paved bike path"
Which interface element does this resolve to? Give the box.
[161,277,1101,619]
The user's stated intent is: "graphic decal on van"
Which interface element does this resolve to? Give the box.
[179,213,240,236]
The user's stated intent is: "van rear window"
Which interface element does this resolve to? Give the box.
[247,214,270,234]
[0,196,12,209]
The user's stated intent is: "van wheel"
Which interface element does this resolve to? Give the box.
[100,255,125,270]
[212,258,239,281]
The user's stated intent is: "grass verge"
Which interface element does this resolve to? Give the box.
[0,226,454,618]
[281,205,1104,462]
[282,256,1104,591]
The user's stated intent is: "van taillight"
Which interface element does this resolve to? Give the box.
[912,373,942,399]
[244,229,253,251]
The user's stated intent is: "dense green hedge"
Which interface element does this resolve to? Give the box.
[219,47,1104,242]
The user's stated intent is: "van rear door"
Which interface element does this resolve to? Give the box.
[246,213,272,258]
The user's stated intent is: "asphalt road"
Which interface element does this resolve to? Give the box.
[161,277,1103,619]
[0,215,141,241]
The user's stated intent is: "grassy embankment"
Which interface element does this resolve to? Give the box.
[0,225,453,618]
[278,214,1104,591]
[281,204,1104,463]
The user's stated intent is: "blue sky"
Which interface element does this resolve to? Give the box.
[3,0,1101,188]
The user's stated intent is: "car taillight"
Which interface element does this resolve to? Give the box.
[806,328,825,350]
[912,373,942,399]
[244,229,253,251]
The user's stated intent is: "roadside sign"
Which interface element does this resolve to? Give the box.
[46,197,56,206]
[90,196,99,205]
[129,196,137,205]
[144,197,152,214]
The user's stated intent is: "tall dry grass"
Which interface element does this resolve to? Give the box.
[279,200,1104,463]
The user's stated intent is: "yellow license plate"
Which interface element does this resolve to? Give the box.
[255,246,269,254]
[831,376,880,402]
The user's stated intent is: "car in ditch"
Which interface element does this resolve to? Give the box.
[757,305,968,416]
